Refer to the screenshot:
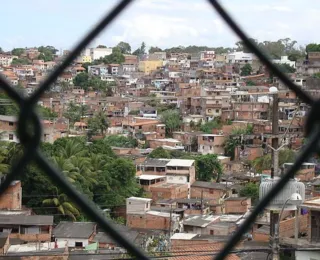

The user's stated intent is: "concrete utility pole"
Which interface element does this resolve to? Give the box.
[270,92,279,260]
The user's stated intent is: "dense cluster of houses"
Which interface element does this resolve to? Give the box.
[2,46,320,259]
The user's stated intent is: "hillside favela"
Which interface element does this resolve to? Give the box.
[0,1,319,259]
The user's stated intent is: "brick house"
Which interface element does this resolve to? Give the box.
[283,163,316,181]
[0,180,22,210]
[191,181,230,200]
[0,215,53,242]
[234,145,264,161]
[233,102,269,120]
[137,158,170,176]
[197,134,225,155]
[137,175,167,192]
[126,197,181,232]
[122,117,160,135]
[253,211,308,242]
[207,222,237,236]
[175,198,211,215]
[224,197,251,214]
[149,138,184,149]
[149,183,189,201]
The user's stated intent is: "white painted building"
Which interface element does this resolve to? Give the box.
[226,51,254,64]
[273,56,296,68]
[90,47,112,60]
[126,197,152,215]
[53,222,96,248]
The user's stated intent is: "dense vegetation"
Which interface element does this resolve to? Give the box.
[1,137,142,222]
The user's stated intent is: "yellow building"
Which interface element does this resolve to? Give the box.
[81,55,92,63]
[138,60,163,75]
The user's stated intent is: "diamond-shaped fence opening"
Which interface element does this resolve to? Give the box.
[0,0,318,259]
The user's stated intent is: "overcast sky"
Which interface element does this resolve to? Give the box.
[1,0,319,52]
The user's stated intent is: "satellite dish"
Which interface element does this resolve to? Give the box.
[269,86,278,93]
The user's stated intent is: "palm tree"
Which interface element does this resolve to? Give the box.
[52,156,80,183]
[88,111,109,136]
[42,193,80,221]
[58,139,87,159]
[69,156,97,187]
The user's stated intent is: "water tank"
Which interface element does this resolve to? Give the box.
[259,177,305,210]
[269,86,278,93]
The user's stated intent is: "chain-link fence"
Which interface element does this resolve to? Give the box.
[0,0,316,259]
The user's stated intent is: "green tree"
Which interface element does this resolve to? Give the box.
[37,106,58,119]
[239,183,259,204]
[98,47,125,64]
[132,42,146,56]
[306,43,320,53]
[73,72,89,89]
[252,148,296,172]
[235,38,257,53]
[149,46,163,54]
[148,147,171,159]
[63,102,88,124]
[11,58,30,65]
[104,135,138,148]
[94,158,140,207]
[0,92,19,116]
[38,45,58,62]
[42,193,80,221]
[128,110,140,115]
[276,63,296,73]
[87,111,109,135]
[0,146,9,174]
[240,64,253,76]
[59,81,70,92]
[57,139,87,159]
[246,80,256,86]
[200,119,221,134]
[7,137,144,220]
[160,110,182,137]
[224,136,241,160]
[116,41,131,54]
[97,45,107,48]
[195,154,223,182]
[11,48,25,57]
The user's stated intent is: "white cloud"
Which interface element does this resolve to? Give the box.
[252,4,292,12]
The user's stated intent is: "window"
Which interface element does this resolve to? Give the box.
[9,122,14,126]
[210,146,212,150]
[210,230,214,235]
[216,109,219,113]
[75,242,83,247]
[9,134,13,140]
[209,189,214,194]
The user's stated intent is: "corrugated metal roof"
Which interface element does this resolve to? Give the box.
[53,222,96,238]
[0,215,53,225]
